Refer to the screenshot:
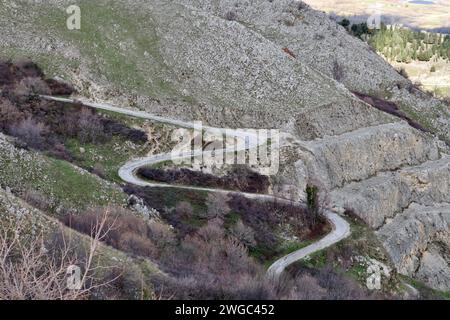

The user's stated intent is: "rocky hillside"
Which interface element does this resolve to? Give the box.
[184,0,450,141]
[0,0,448,292]
[0,187,162,299]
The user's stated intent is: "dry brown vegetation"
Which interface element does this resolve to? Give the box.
[62,206,175,260]
[352,91,429,132]
[137,165,270,193]
[0,60,147,160]
[0,209,116,299]
[153,218,372,300]
[228,194,328,260]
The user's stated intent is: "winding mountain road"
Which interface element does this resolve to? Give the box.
[267,211,350,278]
[41,95,351,277]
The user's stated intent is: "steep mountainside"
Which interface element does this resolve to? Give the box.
[1,0,394,136]
[0,0,448,291]
[184,0,450,142]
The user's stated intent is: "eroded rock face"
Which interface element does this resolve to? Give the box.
[416,247,450,292]
[331,155,450,229]
[377,203,450,291]
[283,121,449,290]
[184,0,405,93]
[302,122,439,190]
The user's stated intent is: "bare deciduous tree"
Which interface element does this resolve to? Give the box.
[175,201,194,217]
[203,193,230,220]
[9,117,48,149]
[0,208,117,300]
[20,77,51,96]
[77,108,107,144]
[230,220,256,247]
[0,100,22,131]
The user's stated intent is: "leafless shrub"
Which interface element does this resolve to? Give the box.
[20,77,51,95]
[332,60,345,82]
[8,82,32,104]
[230,219,256,247]
[23,189,51,212]
[227,194,324,259]
[290,273,327,300]
[175,201,194,218]
[118,232,157,258]
[9,117,48,149]
[15,60,44,79]
[398,67,409,79]
[227,275,278,300]
[148,220,176,249]
[57,109,81,137]
[314,33,325,40]
[157,219,264,299]
[0,209,116,300]
[138,165,269,193]
[343,207,365,223]
[48,142,73,161]
[63,206,160,259]
[0,61,16,86]
[92,163,106,178]
[98,264,152,300]
[0,99,22,131]
[77,108,108,144]
[203,192,230,220]
[283,18,295,27]
[44,78,74,96]
[314,266,367,300]
[297,1,308,10]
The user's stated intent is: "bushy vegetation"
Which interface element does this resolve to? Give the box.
[137,165,269,193]
[228,194,328,262]
[124,179,330,260]
[63,206,175,259]
[0,60,147,165]
[152,220,372,300]
[0,207,144,300]
[352,91,428,132]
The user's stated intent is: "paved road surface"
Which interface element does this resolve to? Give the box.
[41,95,351,277]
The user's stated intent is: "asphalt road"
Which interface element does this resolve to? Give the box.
[41,95,351,277]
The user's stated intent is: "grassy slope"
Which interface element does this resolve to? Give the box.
[66,137,140,183]
[0,134,126,213]
[36,1,182,100]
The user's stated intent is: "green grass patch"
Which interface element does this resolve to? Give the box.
[300,250,328,269]
[35,1,181,99]
[262,239,314,269]
[0,141,126,213]
[146,187,208,213]
[346,263,367,282]
[40,158,126,210]
[65,137,142,183]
